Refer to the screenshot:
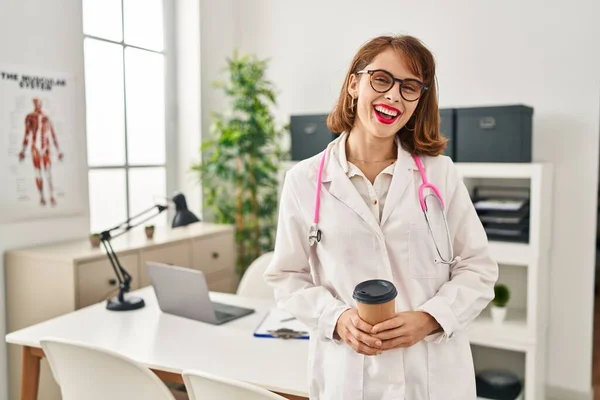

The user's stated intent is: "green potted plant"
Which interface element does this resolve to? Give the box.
[145,224,155,239]
[89,233,101,248]
[491,283,510,324]
[191,50,287,277]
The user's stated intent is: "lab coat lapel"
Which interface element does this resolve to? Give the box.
[380,148,417,226]
[322,147,383,237]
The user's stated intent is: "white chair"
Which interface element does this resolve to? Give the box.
[40,338,176,400]
[236,251,275,299]
[183,369,287,400]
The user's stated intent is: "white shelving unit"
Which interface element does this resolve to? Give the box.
[456,162,553,400]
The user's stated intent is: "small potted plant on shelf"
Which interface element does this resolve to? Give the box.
[89,233,101,248]
[491,283,510,324]
[145,224,155,240]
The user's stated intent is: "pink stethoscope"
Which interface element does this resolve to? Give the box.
[308,150,456,265]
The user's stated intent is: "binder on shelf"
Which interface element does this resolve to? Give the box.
[254,308,309,340]
[474,199,527,212]
[484,227,529,243]
[473,186,530,200]
[478,207,530,225]
[472,186,531,243]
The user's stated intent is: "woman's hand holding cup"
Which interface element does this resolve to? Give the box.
[335,309,383,356]
[371,311,440,350]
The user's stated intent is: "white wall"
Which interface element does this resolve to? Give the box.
[174,0,202,217]
[0,1,89,399]
[199,0,239,137]
[197,0,239,219]
[173,0,239,220]
[235,0,600,396]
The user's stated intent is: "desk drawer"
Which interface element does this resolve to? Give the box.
[76,253,140,309]
[192,233,235,275]
[139,241,192,287]
[206,268,238,294]
[207,276,237,293]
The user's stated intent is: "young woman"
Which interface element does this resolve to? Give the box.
[264,35,498,400]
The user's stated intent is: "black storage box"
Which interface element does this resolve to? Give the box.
[290,114,336,161]
[455,105,533,163]
[439,108,456,160]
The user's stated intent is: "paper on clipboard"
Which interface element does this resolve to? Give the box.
[254,308,310,339]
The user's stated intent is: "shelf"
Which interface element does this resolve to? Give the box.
[468,308,534,352]
[478,395,524,400]
[488,241,532,266]
[455,162,543,179]
[477,389,524,400]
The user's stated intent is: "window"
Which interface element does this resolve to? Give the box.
[83,0,171,233]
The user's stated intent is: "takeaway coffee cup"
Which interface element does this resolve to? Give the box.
[352,279,397,325]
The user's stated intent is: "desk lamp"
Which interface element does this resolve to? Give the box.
[100,193,200,311]
[171,192,200,228]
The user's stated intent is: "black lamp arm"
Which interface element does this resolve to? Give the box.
[98,204,168,302]
[99,237,129,302]
[101,204,168,240]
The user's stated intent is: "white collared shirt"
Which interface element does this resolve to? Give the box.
[333,133,399,224]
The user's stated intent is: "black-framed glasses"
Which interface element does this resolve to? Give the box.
[356,69,428,102]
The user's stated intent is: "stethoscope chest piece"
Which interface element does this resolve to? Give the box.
[308,224,321,246]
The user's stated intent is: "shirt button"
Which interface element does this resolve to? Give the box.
[372,199,378,205]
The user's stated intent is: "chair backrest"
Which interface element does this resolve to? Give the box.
[183,369,286,400]
[41,338,176,400]
[236,251,275,299]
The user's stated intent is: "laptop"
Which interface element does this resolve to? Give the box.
[146,261,255,325]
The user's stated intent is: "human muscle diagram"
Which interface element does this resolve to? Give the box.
[19,98,64,206]
[0,67,84,222]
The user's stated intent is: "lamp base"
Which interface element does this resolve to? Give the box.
[106,295,145,311]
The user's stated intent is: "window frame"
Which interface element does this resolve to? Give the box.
[83,0,177,230]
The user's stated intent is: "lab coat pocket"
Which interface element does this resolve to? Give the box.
[408,222,449,279]
[426,335,476,399]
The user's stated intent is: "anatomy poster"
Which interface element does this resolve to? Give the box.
[0,66,85,222]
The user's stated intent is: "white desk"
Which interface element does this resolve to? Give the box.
[5,287,309,400]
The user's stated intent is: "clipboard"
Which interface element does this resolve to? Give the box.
[253,308,309,340]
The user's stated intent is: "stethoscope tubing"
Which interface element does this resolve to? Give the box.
[308,149,456,265]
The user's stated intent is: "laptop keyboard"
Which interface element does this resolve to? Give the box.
[213,302,236,320]
[215,310,234,320]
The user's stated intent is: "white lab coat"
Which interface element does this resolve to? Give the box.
[264,135,498,400]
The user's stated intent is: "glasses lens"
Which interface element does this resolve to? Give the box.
[401,80,423,101]
[370,70,394,93]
